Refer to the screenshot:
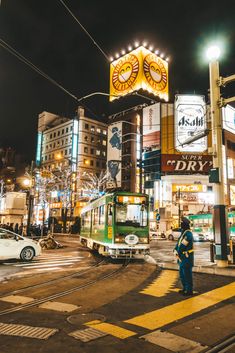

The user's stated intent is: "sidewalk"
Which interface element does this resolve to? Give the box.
[150,239,235,277]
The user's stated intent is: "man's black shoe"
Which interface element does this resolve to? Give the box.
[178,289,185,294]
[183,291,193,296]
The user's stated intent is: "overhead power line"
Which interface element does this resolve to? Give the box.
[0,38,100,119]
[58,0,110,62]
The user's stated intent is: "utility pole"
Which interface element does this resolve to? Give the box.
[207,45,235,267]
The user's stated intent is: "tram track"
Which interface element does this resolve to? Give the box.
[202,334,235,353]
[0,258,130,316]
[0,257,106,297]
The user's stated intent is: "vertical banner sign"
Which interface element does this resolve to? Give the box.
[222,105,235,133]
[110,46,168,102]
[143,103,160,148]
[174,95,207,152]
[107,122,122,188]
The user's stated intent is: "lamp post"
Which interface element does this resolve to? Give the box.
[207,45,228,267]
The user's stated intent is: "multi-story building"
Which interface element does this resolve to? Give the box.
[35,106,108,224]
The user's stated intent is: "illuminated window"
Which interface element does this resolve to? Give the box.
[91,136,95,143]
[102,130,107,135]
[97,128,101,133]
[84,147,88,153]
[96,150,101,156]
[102,140,107,146]
[91,125,95,132]
[84,159,89,165]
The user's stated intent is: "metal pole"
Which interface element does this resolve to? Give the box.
[209,59,228,267]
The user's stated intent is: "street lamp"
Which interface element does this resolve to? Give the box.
[207,44,228,267]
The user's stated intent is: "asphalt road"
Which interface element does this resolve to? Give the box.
[0,236,234,353]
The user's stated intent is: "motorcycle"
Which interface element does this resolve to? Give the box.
[39,233,63,250]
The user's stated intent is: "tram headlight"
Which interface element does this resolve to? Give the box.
[138,237,149,244]
[115,234,125,243]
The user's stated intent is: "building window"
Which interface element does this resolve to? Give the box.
[84,147,88,153]
[65,149,67,155]
[91,136,94,143]
[84,135,88,142]
[97,128,101,133]
[66,127,69,133]
[90,160,94,166]
[62,129,64,134]
[54,132,56,138]
[91,125,95,132]
[102,151,106,157]
[69,148,72,154]
[53,143,55,148]
[50,133,52,139]
[70,126,73,131]
[102,162,106,168]
[84,159,89,165]
[102,140,107,146]
[96,150,101,156]
[58,131,60,136]
[85,123,89,130]
[96,161,100,167]
[102,130,107,135]
[91,148,94,155]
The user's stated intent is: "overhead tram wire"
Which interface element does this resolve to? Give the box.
[0,38,100,120]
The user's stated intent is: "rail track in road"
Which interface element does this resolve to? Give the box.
[0,258,130,316]
[0,257,106,297]
[202,334,235,353]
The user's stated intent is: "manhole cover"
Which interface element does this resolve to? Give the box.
[67,313,106,325]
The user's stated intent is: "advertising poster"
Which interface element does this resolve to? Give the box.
[107,122,122,188]
[174,95,207,152]
[143,103,160,148]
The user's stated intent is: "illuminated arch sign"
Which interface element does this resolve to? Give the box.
[110,46,169,102]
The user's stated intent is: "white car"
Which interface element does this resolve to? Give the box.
[167,228,181,241]
[0,228,41,261]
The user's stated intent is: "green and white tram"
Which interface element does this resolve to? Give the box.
[80,191,150,258]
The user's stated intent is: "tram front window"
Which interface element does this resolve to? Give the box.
[116,203,148,227]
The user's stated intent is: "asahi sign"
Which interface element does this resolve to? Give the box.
[162,154,213,173]
[175,95,207,152]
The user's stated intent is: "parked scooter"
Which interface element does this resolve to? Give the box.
[39,232,63,250]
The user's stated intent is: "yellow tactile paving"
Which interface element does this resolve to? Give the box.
[140,270,178,297]
[125,281,235,330]
[85,320,136,339]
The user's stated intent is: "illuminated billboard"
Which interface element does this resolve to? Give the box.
[174,95,207,152]
[107,122,123,188]
[110,46,169,102]
[222,104,235,133]
[143,103,160,148]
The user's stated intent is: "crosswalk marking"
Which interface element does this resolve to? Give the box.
[125,282,235,330]
[140,270,178,297]
[2,254,84,273]
[85,320,136,339]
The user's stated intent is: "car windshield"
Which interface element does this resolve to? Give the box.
[115,203,148,227]
[0,229,22,240]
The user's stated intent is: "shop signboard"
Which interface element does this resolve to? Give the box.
[222,104,235,133]
[110,46,168,102]
[162,154,213,173]
[174,95,207,152]
[143,103,160,148]
[172,184,207,192]
[107,121,122,188]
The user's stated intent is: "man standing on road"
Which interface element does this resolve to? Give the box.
[174,216,194,296]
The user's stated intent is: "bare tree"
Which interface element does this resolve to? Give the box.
[81,170,108,200]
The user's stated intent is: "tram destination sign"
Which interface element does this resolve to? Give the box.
[162,154,213,173]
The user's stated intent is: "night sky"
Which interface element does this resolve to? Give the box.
[1,0,235,162]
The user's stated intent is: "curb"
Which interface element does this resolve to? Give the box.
[157,261,235,277]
